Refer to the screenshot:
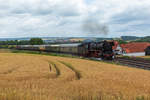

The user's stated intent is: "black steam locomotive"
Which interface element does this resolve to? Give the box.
[16,41,115,60]
[78,41,114,59]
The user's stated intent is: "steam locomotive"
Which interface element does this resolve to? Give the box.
[16,40,115,60]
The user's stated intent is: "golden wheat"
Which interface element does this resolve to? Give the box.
[0,53,150,100]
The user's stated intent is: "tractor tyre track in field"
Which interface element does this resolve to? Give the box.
[47,61,61,77]
[59,61,81,80]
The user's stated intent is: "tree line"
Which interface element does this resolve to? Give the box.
[0,38,44,45]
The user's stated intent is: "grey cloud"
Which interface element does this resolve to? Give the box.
[111,8,150,24]
[107,6,150,36]
[8,1,81,17]
[0,0,150,38]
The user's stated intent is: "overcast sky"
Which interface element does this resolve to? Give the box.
[0,0,150,38]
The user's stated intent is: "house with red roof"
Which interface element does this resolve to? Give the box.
[120,42,150,56]
[113,42,150,56]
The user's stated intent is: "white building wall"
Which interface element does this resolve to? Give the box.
[123,52,145,57]
[114,45,123,55]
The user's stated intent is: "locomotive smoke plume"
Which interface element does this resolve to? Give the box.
[82,18,109,35]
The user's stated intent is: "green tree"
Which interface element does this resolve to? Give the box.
[117,40,128,44]
[29,38,44,45]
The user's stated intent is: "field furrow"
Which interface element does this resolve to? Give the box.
[59,61,81,80]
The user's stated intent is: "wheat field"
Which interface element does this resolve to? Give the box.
[0,53,150,100]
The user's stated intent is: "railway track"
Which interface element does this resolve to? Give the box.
[114,57,150,70]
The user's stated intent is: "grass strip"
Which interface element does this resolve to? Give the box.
[3,49,134,66]
[12,49,79,58]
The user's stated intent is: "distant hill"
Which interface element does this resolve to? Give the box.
[133,36,150,42]
[0,38,30,41]
[121,36,142,41]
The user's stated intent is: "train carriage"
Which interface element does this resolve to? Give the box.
[45,45,60,53]
[17,45,43,51]
[78,43,88,56]
[32,45,41,51]
[38,45,46,51]
[17,45,32,50]
[59,44,79,55]
[8,45,17,49]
